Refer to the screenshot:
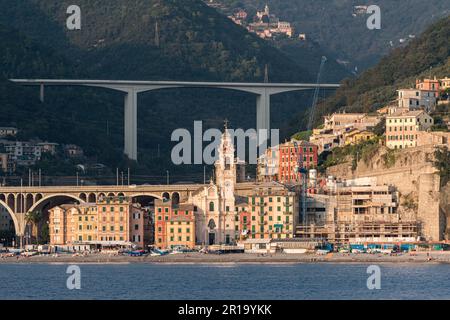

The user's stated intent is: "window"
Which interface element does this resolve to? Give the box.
[209,202,215,212]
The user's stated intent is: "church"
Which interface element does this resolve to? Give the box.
[189,123,245,246]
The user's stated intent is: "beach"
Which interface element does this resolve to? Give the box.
[1,251,450,264]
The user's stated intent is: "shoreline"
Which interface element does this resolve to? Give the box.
[2,252,450,265]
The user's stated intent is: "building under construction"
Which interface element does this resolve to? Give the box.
[296,178,419,244]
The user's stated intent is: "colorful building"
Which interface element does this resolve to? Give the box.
[247,187,299,240]
[49,203,98,245]
[440,77,450,91]
[154,199,196,250]
[342,129,376,146]
[416,78,440,97]
[278,140,318,184]
[49,196,148,248]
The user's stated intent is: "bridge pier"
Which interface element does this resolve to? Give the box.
[124,89,138,161]
[40,84,45,103]
[256,89,271,143]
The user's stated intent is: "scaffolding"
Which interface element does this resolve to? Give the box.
[296,221,419,244]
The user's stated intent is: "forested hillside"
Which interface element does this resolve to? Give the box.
[217,0,449,70]
[0,0,330,179]
[285,15,450,135]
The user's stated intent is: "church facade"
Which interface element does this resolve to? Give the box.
[189,126,241,245]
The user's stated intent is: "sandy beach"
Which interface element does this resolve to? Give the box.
[1,251,450,264]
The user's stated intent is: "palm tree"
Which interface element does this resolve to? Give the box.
[25,211,42,245]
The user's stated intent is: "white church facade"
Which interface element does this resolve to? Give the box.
[189,125,242,245]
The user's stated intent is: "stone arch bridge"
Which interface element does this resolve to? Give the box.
[0,183,256,239]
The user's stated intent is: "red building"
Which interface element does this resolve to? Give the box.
[238,210,251,240]
[278,140,318,184]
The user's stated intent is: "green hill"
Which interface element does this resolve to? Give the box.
[0,0,341,181]
[216,0,449,70]
[284,14,450,137]
[317,15,450,116]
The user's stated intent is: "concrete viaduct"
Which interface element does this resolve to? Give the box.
[9,79,340,161]
[0,183,257,240]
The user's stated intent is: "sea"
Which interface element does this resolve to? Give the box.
[0,263,449,300]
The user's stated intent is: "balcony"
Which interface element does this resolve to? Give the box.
[283,211,293,215]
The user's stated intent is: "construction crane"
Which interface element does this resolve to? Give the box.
[297,56,327,226]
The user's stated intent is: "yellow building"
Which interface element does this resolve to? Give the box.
[343,129,375,146]
[248,188,298,240]
[385,110,434,149]
[70,204,99,243]
[154,199,196,250]
[440,77,450,90]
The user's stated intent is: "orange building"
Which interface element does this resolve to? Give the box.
[49,203,98,245]
[49,196,148,249]
[154,199,195,250]
[416,78,440,97]
[278,140,318,184]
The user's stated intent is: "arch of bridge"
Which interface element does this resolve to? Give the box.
[0,200,20,234]
[27,193,85,214]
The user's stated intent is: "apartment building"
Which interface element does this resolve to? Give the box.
[323,113,380,133]
[386,110,434,149]
[416,78,440,97]
[278,140,318,184]
[247,187,299,240]
[257,140,318,183]
[49,203,98,245]
[49,197,148,248]
[154,199,196,250]
[398,89,436,113]
[1,141,42,166]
